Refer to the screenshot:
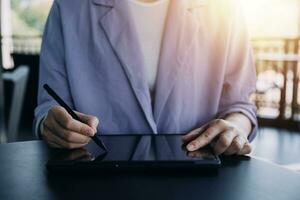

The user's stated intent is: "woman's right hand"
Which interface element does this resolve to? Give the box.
[41,106,99,149]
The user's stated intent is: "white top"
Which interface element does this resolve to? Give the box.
[127,0,170,93]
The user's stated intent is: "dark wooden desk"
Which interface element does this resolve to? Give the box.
[0,141,299,200]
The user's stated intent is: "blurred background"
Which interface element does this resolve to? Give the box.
[0,0,300,169]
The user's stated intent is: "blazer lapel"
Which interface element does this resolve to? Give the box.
[92,0,157,133]
[154,0,207,124]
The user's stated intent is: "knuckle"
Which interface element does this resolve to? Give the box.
[54,105,64,112]
[210,119,220,126]
[207,128,215,134]
[245,148,252,154]
[245,144,252,154]
[82,125,92,135]
[202,132,211,139]
[50,106,61,115]
[211,119,226,127]
[54,106,68,119]
[43,119,50,129]
[219,136,230,148]
[64,132,73,142]
[65,120,73,130]
[79,125,86,134]
[232,140,242,150]
[207,127,218,136]
[217,119,226,125]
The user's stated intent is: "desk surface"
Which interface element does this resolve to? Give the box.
[0,141,300,200]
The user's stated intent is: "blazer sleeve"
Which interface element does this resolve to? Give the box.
[33,1,73,138]
[217,2,258,142]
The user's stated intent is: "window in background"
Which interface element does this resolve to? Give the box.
[11,0,52,55]
[241,0,300,38]
[241,0,300,125]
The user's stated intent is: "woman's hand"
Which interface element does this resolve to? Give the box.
[182,113,253,155]
[41,106,99,149]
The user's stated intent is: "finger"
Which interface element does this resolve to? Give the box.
[224,135,247,155]
[44,127,88,149]
[182,123,210,143]
[237,142,252,155]
[213,130,237,155]
[186,122,226,151]
[51,107,95,136]
[75,112,99,132]
[45,117,91,144]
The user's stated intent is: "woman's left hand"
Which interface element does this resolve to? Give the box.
[182,118,252,156]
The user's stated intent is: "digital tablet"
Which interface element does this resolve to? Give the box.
[47,134,221,172]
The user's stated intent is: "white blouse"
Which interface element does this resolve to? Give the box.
[126,0,170,94]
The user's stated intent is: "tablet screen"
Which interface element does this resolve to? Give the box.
[48,135,220,168]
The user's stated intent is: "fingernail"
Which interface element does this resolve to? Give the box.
[187,144,195,151]
[93,117,99,127]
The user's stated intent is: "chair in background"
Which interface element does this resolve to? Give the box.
[3,66,29,142]
[11,53,39,135]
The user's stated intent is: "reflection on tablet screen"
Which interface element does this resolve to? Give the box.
[55,135,217,163]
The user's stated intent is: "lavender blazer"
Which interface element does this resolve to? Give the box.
[34,0,258,140]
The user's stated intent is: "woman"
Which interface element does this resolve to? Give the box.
[34,0,257,155]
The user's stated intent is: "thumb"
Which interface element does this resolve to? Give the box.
[75,111,99,133]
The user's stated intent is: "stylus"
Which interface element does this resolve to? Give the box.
[43,84,108,152]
